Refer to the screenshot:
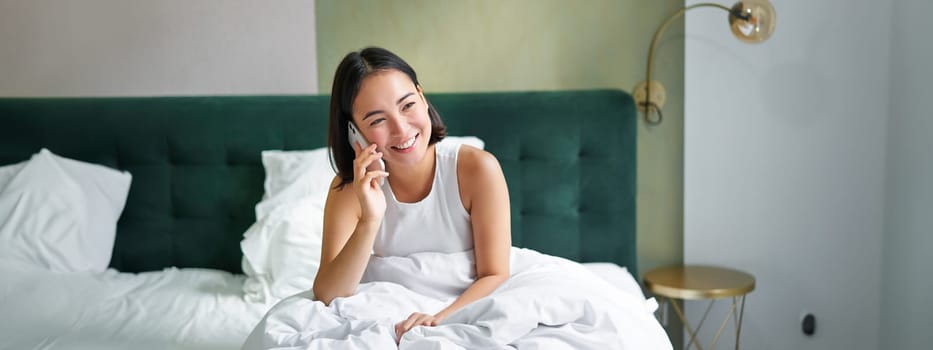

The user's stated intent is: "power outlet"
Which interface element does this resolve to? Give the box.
[632,80,667,114]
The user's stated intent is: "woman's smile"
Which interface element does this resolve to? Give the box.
[390,133,419,153]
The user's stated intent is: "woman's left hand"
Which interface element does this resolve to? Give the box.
[395,312,444,341]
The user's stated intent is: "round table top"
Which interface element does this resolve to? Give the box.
[643,265,755,300]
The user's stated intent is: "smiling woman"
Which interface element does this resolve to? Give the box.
[314,47,513,339]
[242,47,672,349]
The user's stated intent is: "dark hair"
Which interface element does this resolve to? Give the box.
[328,47,447,189]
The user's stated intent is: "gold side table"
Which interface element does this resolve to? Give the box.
[644,265,755,350]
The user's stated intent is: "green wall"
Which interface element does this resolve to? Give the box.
[315,0,684,276]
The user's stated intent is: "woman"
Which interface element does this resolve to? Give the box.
[311,47,512,340]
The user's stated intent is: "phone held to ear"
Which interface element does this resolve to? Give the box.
[348,121,386,185]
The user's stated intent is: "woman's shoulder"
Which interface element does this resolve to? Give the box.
[456,144,503,181]
[454,144,507,212]
[325,174,360,214]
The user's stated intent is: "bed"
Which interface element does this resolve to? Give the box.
[0,90,669,349]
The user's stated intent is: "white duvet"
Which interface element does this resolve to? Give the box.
[0,261,269,350]
[243,248,672,350]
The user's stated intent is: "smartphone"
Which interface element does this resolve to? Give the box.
[347,121,386,183]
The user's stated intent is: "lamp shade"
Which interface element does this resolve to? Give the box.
[729,0,776,43]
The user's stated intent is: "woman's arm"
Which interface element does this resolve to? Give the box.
[313,144,388,305]
[437,148,512,319]
[311,177,371,305]
[396,147,512,336]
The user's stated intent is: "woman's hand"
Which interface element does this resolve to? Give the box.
[395,312,444,341]
[352,142,388,224]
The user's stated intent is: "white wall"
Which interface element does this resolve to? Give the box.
[881,0,933,348]
[0,0,317,96]
[684,1,889,349]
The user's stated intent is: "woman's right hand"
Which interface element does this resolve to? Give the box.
[352,142,389,225]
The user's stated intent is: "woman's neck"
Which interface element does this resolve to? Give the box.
[386,144,436,203]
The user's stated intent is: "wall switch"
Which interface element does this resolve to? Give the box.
[802,313,816,336]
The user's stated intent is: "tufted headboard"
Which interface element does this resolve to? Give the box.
[0,90,637,274]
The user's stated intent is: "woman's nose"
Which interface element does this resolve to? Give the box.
[387,115,406,135]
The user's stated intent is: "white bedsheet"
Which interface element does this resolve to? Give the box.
[0,261,269,350]
[243,248,672,350]
[0,254,662,350]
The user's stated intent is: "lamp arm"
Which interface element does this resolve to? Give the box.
[644,3,731,124]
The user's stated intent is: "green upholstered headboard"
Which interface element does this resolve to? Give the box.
[0,90,637,275]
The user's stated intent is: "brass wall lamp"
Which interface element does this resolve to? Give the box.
[634,0,776,125]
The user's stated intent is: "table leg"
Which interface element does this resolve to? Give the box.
[668,296,705,350]
[664,295,749,350]
[709,297,738,349]
[735,295,746,350]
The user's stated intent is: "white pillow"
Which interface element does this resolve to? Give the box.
[256,147,335,220]
[0,149,132,272]
[441,136,484,150]
[240,137,485,303]
[241,147,333,303]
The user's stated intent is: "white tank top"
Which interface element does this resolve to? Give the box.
[373,140,474,257]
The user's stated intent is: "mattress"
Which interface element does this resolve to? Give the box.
[0,260,645,350]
